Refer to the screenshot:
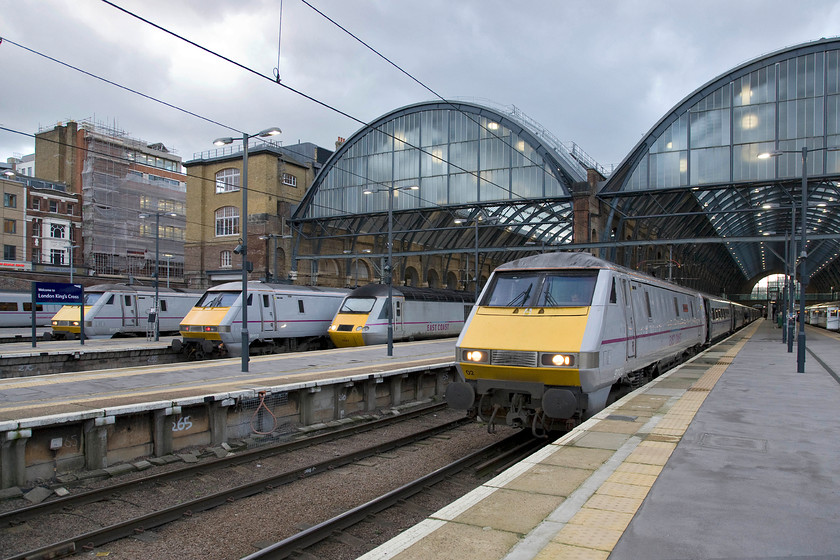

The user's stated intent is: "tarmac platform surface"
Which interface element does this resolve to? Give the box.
[360,319,840,559]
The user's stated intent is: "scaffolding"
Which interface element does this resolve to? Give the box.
[77,120,187,281]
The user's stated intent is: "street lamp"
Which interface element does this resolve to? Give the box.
[758,145,840,372]
[213,127,281,372]
[140,211,177,341]
[363,184,419,356]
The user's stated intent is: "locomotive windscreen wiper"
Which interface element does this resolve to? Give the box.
[507,284,532,307]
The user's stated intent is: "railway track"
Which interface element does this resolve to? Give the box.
[241,430,544,560]
[1,403,489,560]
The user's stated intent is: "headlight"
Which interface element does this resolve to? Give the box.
[540,353,576,367]
[461,349,488,363]
[71,321,80,327]
[203,326,218,332]
[329,325,337,331]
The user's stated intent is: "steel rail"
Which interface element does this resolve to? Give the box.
[6,413,470,560]
[241,430,536,560]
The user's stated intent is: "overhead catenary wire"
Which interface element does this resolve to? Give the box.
[96,0,573,204]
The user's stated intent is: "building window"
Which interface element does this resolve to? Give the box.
[50,248,64,265]
[32,220,41,237]
[215,207,240,237]
[67,203,74,215]
[31,248,40,263]
[3,245,15,260]
[215,168,240,193]
[50,223,66,239]
[282,173,297,187]
[220,250,232,268]
[3,193,16,208]
[3,219,15,234]
[49,200,58,213]
[32,198,40,210]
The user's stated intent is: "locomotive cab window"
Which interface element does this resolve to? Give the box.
[196,291,239,308]
[339,297,376,314]
[482,271,597,307]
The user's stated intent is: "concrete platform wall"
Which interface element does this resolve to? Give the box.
[0,365,454,488]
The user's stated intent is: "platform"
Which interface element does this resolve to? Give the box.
[360,319,840,559]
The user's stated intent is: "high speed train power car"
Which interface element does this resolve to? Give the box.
[327,284,475,347]
[445,252,759,435]
[174,281,350,359]
[49,284,202,339]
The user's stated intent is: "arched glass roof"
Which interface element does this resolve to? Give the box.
[602,37,840,293]
[292,100,590,265]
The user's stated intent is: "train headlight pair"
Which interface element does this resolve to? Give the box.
[540,353,576,367]
[461,349,488,363]
[354,326,370,332]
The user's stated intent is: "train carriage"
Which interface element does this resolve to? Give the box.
[327,284,474,347]
[0,290,61,327]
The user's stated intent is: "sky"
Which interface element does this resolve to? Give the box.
[2,0,840,171]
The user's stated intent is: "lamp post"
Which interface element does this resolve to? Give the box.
[758,145,840,372]
[140,211,177,341]
[65,242,79,283]
[455,210,498,298]
[163,254,174,288]
[213,127,281,372]
[363,184,419,356]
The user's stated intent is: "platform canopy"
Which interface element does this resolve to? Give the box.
[601,37,840,295]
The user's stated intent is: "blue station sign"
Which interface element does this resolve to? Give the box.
[34,282,83,305]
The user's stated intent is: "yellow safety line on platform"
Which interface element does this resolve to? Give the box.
[544,320,761,558]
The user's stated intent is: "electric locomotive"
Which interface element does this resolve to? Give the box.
[446,252,709,434]
[327,284,475,347]
[49,284,201,339]
[175,281,349,359]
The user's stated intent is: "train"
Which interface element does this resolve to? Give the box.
[327,284,475,347]
[805,302,840,330]
[48,284,203,340]
[445,252,761,435]
[174,281,350,359]
[0,290,62,327]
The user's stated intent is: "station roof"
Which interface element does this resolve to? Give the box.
[292,100,593,270]
[292,38,840,296]
[601,37,840,294]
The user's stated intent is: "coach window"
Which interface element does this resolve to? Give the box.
[262,294,270,307]
[610,278,617,303]
[298,300,305,313]
[160,300,168,312]
[124,295,131,306]
[674,297,680,317]
[644,291,653,319]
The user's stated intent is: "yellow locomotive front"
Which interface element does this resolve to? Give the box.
[178,289,239,358]
[447,257,603,433]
